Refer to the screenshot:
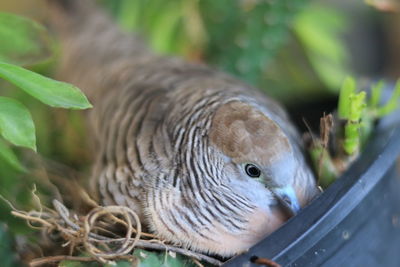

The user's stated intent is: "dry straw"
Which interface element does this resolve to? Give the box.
[5,194,223,266]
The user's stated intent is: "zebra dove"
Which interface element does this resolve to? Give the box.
[48,0,319,256]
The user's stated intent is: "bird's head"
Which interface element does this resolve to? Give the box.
[203,100,319,255]
[210,101,318,206]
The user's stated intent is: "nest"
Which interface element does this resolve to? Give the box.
[3,179,223,267]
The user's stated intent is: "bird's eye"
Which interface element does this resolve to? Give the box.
[245,164,261,178]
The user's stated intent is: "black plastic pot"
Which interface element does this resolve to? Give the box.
[224,110,400,266]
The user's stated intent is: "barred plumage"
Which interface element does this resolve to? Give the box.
[48,0,319,256]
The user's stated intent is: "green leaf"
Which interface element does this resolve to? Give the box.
[338,77,356,119]
[0,12,54,66]
[294,4,349,91]
[0,138,26,171]
[344,122,360,155]
[59,250,197,267]
[342,92,366,155]
[117,0,142,30]
[134,249,196,267]
[309,144,338,188]
[348,92,366,122]
[0,62,92,109]
[150,4,182,53]
[0,97,36,151]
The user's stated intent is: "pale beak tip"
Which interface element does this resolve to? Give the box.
[272,186,301,216]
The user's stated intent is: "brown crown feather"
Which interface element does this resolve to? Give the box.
[210,101,292,165]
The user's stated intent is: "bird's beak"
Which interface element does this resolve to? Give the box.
[272,186,301,216]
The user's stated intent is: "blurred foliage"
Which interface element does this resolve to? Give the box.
[105,0,306,78]
[0,224,18,267]
[0,13,91,169]
[199,0,306,85]
[0,96,36,150]
[102,0,349,103]
[0,12,92,266]
[0,12,54,66]
[293,4,349,92]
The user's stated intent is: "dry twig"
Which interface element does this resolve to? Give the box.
[10,198,223,266]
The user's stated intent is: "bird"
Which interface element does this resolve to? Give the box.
[47,0,319,257]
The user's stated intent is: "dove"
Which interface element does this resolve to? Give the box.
[47,0,319,256]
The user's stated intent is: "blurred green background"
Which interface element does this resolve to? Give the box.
[0,0,399,265]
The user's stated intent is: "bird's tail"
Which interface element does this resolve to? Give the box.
[46,0,153,100]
